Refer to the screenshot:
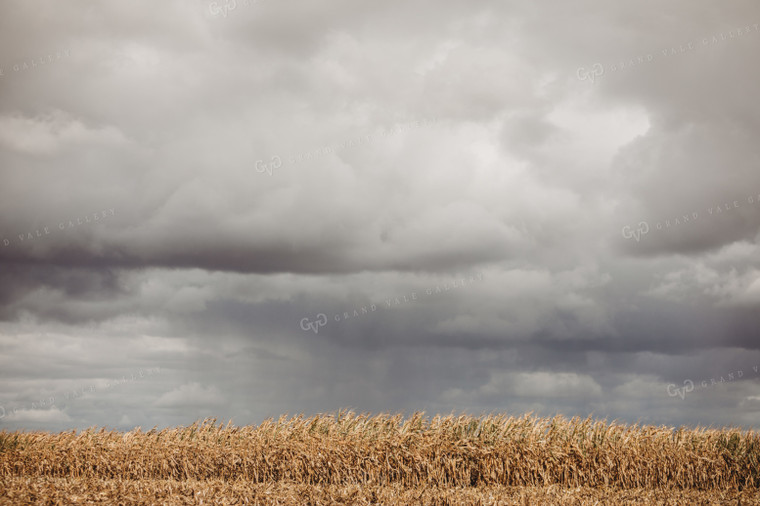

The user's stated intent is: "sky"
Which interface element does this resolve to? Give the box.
[1,0,759,433]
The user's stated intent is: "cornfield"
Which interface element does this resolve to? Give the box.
[2,411,760,505]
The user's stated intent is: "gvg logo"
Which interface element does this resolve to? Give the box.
[666,380,694,400]
[298,273,484,335]
[665,368,750,402]
[255,156,282,176]
[576,63,604,83]
[209,0,267,17]
[209,0,236,17]
[300,313,327,334]
[621,221,650,242]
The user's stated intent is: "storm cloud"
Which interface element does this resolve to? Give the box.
[1,0,759,432]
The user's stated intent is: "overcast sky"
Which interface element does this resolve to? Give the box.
[1,0,759,433]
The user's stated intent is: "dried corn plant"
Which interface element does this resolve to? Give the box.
[1,411,759,504]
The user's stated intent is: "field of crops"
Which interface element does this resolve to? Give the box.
[2,412,760,504]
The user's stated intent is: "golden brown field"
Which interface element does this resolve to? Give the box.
[2,412,760,505]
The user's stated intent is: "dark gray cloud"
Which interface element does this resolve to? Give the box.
[1,0,759,433]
